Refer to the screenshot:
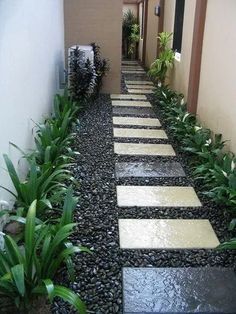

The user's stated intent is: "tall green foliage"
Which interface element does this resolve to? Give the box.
[122,10,139,59]
[149,32,175,84]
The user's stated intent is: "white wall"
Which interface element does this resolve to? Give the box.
[0,0,65,208]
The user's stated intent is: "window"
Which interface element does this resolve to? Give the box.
[173,0,185,54]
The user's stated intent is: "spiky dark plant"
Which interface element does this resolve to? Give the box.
[91,43,110,95]
[68,46,96,102]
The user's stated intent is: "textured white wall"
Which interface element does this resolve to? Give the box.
[0,0,65,208]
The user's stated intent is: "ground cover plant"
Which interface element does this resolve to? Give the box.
[153,84,236,249]
[0,92,88,313]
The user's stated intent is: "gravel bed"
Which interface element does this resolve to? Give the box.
[52,75,236,314]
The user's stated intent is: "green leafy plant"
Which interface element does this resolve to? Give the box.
[69,46,97,102]
[91,43,110,95]
[122,10,138,59]
[0,201,88,313]
[1,155,73,217]
[149,32,175,85]
[128,24,140,57]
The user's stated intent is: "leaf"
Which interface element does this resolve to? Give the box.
[54,285,86,313]
[11,264,25,297]
[229,218,236,231]
[43,279,54,302]
[25,200,37,278]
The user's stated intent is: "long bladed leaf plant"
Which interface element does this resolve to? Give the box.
[0,200,89,313]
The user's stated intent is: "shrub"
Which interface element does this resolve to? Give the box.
[128,24,140,58]
[149,32,175,85]
[69,46,97,102]
[122,10,138,59]
[91,43,109,95]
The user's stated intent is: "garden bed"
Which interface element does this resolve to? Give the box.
[52,92,236,313]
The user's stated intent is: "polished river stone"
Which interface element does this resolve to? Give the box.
[113,117,161,127]
[113,107,155,116]
[119,219,219,249]
[123,267,236,313]
[115,161,185,178]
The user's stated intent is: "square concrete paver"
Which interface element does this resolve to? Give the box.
[113,128,167,139]
[123,267,236,313]
[113,117,161,127]
[116,186,201,207]
[119,219,218,249]
[112,100,152,108]
[114,143,175,156]
[128,89,154,94]
[111,94,147,100]
[115,161,185,178]
[125,80,154,86]
[113,107,155,116]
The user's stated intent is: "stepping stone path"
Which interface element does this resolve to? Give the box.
[113,107,155,116]
[119,219,219,249]
[125,80,154,85]
[123,268,236,313]
[113,128,167,139]
[116,186,201,207]
[114,143,176,156]
[115,161,185,178]
[111,60,231,312]
[111,94,147,100]
[112,100,152,107]
[128,88,154,94]
[126,84,154,89]
[113,116,161,126]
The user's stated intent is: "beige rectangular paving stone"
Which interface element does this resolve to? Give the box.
[128,89,154,94]
[114,143,175,156]
[113,117,161,127]
[126,84,154,90]
[119,219,219,249]
[125,80,154,85]
[122,61,139,65]
[111,94,147,100]
[122,66,144,70]
[122,71,146,74]
[112,100,152,108]
[116,186,201,207]
[113,128,167,139]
